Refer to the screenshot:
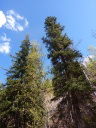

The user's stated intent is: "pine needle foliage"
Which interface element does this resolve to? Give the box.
[23,43,45,128]
[42,16,96,128]
[0,37,45,128]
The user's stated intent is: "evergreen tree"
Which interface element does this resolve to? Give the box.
[21,43,45,128]
[0,38,44,128]
[0,88,7,127]
[7,35,30,84]
[0,35,30,128]
[42,17,96,128]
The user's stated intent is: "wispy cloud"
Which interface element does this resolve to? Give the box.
[0,33,11,54]
[0,10,29,54]
[0,10,29,31]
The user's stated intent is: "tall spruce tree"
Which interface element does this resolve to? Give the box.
[7,35,30,83]
[0,37,44,128]
[21,43,45,128]
[42,17,96,128]
[0,35,30,128]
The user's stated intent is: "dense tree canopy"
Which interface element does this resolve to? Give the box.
[42,16,96,128]
[0,37,45,128]
[0,17,96,128]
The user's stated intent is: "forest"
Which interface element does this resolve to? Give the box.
[0,16,96,128]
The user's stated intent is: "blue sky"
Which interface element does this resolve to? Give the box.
[0,0,96,83]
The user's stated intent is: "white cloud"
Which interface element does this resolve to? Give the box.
[25,19,29,27]
[0,42,10,54]
[0,33,11,42]
[84,55,93,62]
[0,10,29,31]
[0,33,11,54]
[83,55,93,67]
[17,15,24,20]
[0,11,6,28]
[4,10,29,31]
[5,15,16,30]
[8,10,14,15]
[16,24,24,31]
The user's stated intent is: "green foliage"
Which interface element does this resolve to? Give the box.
[43,79,52,90]
[23,43,45,128]
[42,16,96,128]
[0,35,31,128]
[7,35,30,84]
[84,46,96,86]
[0,37,45,128]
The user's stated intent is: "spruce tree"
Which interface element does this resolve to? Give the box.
[0,35,30,128]
[21,43,45,128]
[0,38,44,128]
[42,17,96,128]
[7,35,30,83]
